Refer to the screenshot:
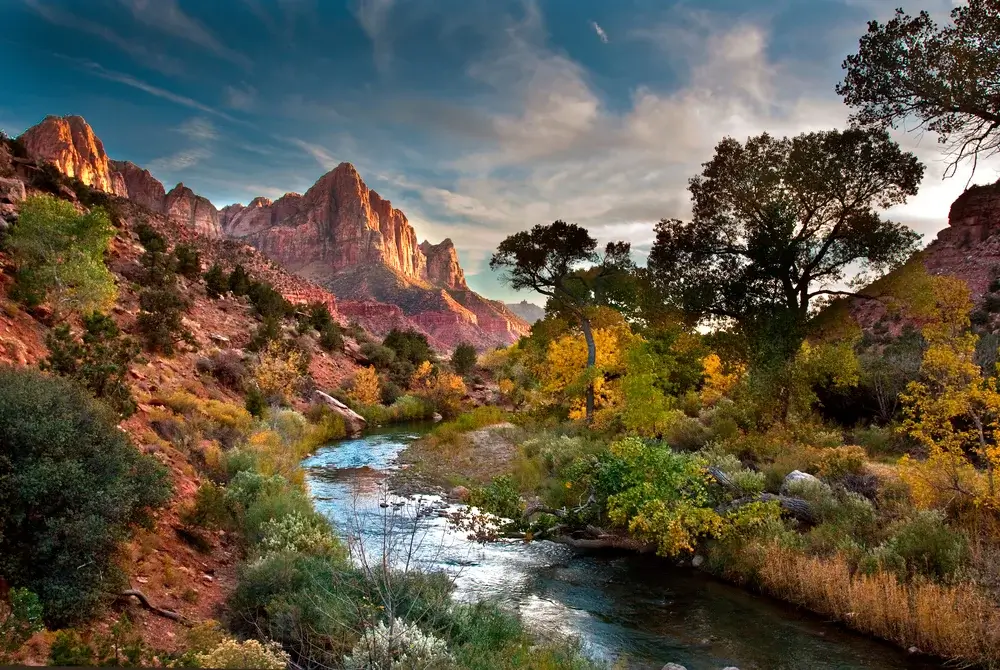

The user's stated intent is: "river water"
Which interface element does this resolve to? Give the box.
[302,426,943,670]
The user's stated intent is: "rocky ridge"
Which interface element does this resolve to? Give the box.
[16,115,527,350]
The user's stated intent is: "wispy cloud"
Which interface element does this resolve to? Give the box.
[177,117,218,141]
[22,0,184,75]
[224,83,257,111]
[148,147,211,172]
[354,0,395,71]
[287,138,339,170]
[67,59,240,122]
[591,21,609,43]
[116,0,252,69]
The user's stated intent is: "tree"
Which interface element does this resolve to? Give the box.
[136,248,193,356]
[648,129,923,364]
[450,342,477,376]
[411,361,467,418]
[174,243,201,279]
[252,341,306,405]
[348,366,381,406]
[491,221,631,421]
[899,276,1000,509]
[41,312,141,418]
[838,1,1000,177]
[204,263,227,298]
[8,194,116,315]
[0,368,171,626]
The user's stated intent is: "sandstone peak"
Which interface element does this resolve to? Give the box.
[165,183,221,239]
[249,196,273,208]
[20,115,127,197]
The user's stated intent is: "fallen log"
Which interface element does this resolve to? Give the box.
[120,589,190,624]
[715,493,817,524]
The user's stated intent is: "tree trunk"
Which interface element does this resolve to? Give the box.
[580,316,597,422]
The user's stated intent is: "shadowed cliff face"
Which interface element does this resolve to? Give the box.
[16,114,527,350]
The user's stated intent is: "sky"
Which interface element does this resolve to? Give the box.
[0,0,993,303]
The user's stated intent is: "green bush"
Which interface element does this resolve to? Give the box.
[469,475,525,521]
[8,194,116,314]
[41,311,141,418]
[451,342,477,376]
[245,385,268,418]
[135,222,167,253]
[879,510,966,581]
[136,249,193,355]
[182,482,234,530]
[227,264,252,296]
[173,243,201,279]
[0,588,44,663]
[0,368,171,626]
[204,263,228,298]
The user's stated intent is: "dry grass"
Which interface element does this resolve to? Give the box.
[753,542,1000,665]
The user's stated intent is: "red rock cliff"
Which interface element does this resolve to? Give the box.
[165,183,221,239]
[20,115,127,196]
[420,239,468,290]
[110,160,166,213]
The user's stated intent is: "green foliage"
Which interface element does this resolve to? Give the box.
[247,279,293,320]
[0,588,44,662]
[48,630,96,666]
[135,222,166,253]
[451,342,478,376]
[136,247,193,355]
[425,406,508,446]
[197,349,248,390]
[8,194,117,314]
[0,367,171,626]
[838,1,1000,176]
[41,311,141,418]
[227,264,252,296]
[173,243,201,279]
[864,510,967,582]
[300,302,344,352]
[384,328,436,366]
[204,263,228,298]
[469,476,524,521]
[245,385,268,418]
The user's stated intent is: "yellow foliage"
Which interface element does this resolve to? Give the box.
[700,353,744,406]
[537,321,638,419]
[411,361,467,418]
[349,365,381,406]
[899,277,1000,509]
[253,341,305,404]
[498,378,515,398]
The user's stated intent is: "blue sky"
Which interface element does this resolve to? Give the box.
[0,0,986,302]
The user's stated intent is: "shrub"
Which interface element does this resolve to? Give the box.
[257,511,345,559]
[181,482,233,529]
[349,365,381,406]
[253,341,307,405]
[48,630,96,666]
[197,349,248,390]
[985,294,1000,313]
[194,638,289,670]
[225,470,289,512]
[343,618,451,670]
[204,263,228,298]
[876,510,967,582]
[0,588,44,663]
[384,328,436,366]
[8,194,116,314]
[173,243,201,279]
[0,368,171,625]
[246,385,268,418]
[817,445,868,479]
[135,222,167,252]
[451,342,477,376]
[227,264,252,296]
[469,475,524,521]
[411,361,466,418]
[247,280,292,320]
[41,311,141,418]
[136,252,193,355]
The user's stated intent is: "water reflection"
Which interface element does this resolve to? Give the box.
[303,427,943,670]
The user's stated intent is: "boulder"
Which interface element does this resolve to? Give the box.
[449,486,471,503]
[661,664,687,670]
[780,470,821,495]
[691,554,705,568]
[0,177,25,204]
[312,390,367,437]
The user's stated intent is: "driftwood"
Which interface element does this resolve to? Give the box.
[707,466,817,524]
[120,589,190,624]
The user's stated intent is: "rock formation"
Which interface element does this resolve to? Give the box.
[224,163,529,349]
[164,183,222,239]
[19,115,127,196]
[110,160,166,213]
[505,300,545,324]
[421,239,467,290]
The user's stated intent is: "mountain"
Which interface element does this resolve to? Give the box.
[219,162,529,349]
[17,115,528,350]
[505,300,545,324]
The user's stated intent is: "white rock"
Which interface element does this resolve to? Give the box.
[662,664,687,670]
[692,554,705,568]
[780,469,821,495]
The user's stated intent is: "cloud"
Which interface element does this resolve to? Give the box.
[591,21,608,43]
[116,0,252,69]
[66,59,242,123]
[22,0,184,75]
[177,118,218,142]
[148,147,211,172]
[287,138,339,170]
[224,83,257,111]
[354,0,395,71]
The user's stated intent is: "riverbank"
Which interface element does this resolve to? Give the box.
[313,423,942,669]
[389,410,1000,668]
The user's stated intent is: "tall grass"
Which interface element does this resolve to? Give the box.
[743,542,1000,664]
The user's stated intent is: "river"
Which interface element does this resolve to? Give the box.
[302,425,943,670]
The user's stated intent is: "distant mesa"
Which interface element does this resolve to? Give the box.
[17,114,528,350]
[505,300,545,324]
